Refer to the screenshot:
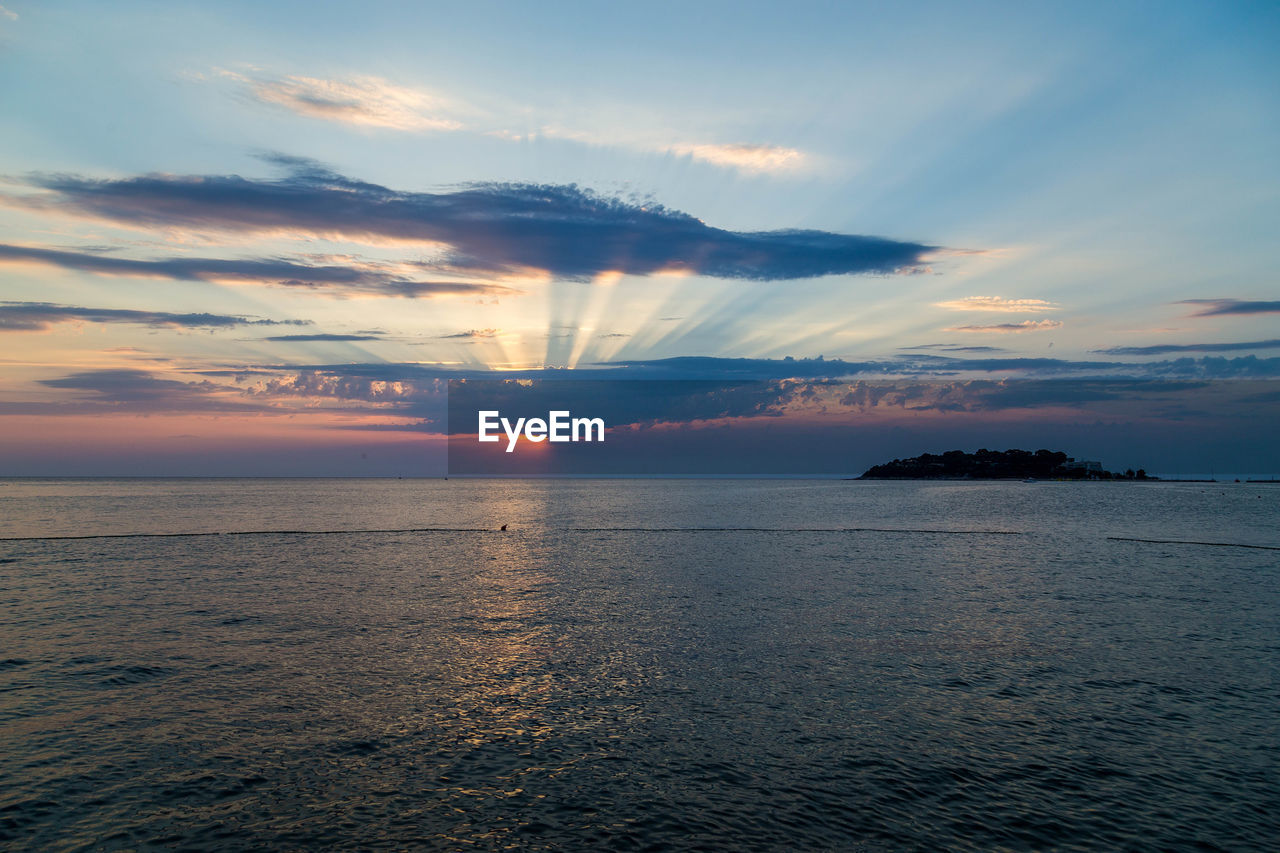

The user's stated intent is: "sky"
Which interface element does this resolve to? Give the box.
[1,0,1278,475]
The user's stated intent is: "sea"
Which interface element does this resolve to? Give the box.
[1,478,1277,851]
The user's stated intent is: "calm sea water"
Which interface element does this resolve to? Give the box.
[1,479,1277,850]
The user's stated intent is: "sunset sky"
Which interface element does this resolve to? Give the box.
[1,1,1278,475]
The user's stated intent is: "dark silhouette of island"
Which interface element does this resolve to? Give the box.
[859,449,1154,480]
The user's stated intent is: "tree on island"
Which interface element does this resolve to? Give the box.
[858,449,1155,480]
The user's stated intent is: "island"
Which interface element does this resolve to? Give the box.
[858,449,1154,480]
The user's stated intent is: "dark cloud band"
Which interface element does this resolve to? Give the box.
[0,243,509,298]
[1179,299,1280,317]
[25,162,936,281]
[1095,339,1280,355]
[0,301,307,331]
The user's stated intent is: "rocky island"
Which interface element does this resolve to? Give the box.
[858,449,1153,480]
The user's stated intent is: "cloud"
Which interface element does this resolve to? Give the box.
[901,344,1007,353]
[1178,299,1280,317]
[439,328,501,339]
[41,369,212,398]
[220,71,461,131]
[210,69,807,175]
[245,370,428,404]
[946,320,1063,333]
[668,143,804,173]
[0,243,510,298]
[0,5,16,21]
[1094,339,1280,355]
[449,377,1280,448]
[934,296,1058,312]
[34,369,266,413]
[76,352,1263,430]
[200,351,1280,391]
[451,378,799,431]
[0,301,308,332]
[17,367,434,417]
[23,359,1280,427]
[600,354,1119,379]
[501,127,809,175]
[263,333,382,342]
[21,162,937,281]
[519,121,808,172]
[1136,355,1280,378]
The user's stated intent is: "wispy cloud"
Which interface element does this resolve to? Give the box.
[0,243,511,298]
[934,296,1057,312]
[668,143,804,173]
[0,302,308,332]
[30,369,269,414]
[439,328,501,339]
[900,344,1007,353]
[512,128,810,175]
[263,333,382,342]
[209,69,805,175]
[946,320,1063,333]
[1094,339,1280,355]
[20,161,937,281]
[220,70,461,131]
[0,5,16,21]
[1178,298,1280,316]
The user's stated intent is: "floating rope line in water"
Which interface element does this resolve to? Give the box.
[0,527,494,542]
[3,529,1272,549]
[0,526,1021,542]
[1107,536,1280,551]
[570,527,1022,534]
